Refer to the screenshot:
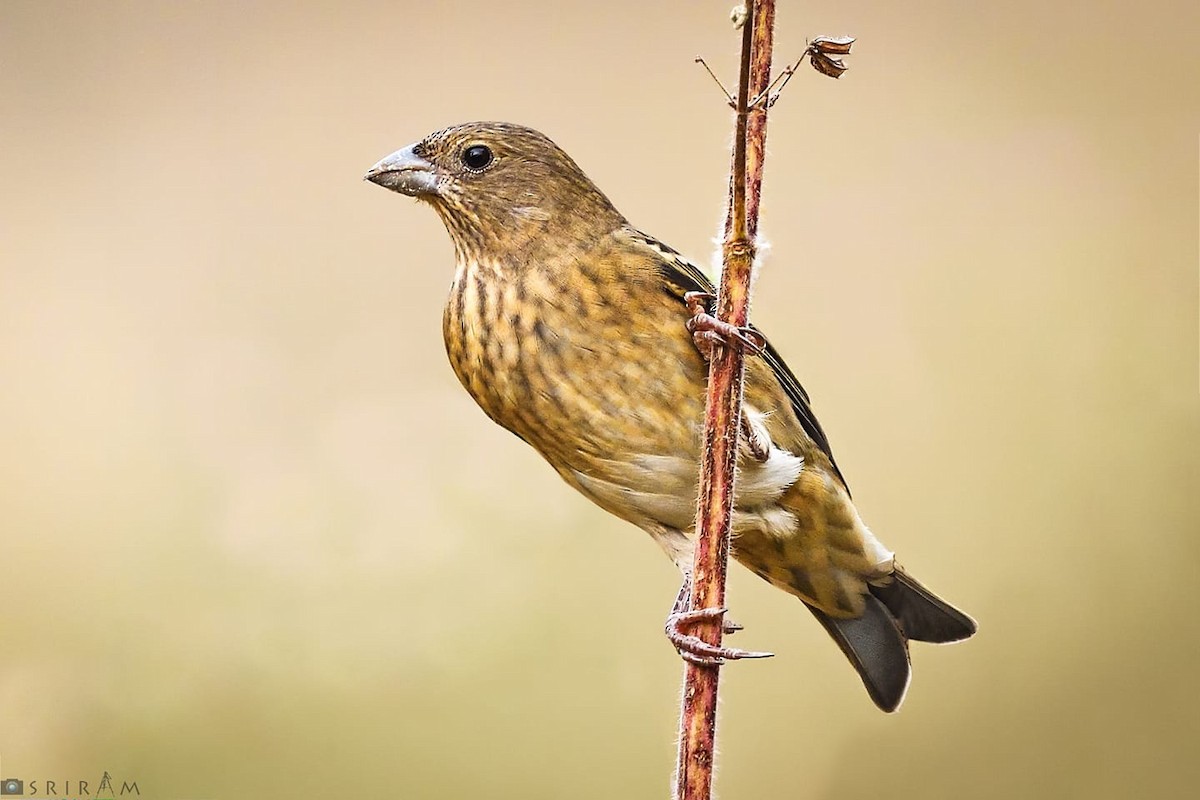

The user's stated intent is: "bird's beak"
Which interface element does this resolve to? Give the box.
[364,144,439,196]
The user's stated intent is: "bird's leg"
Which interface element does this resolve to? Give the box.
[664,573,773,666]
[684,291,771,464]
[683,291,767,359]
[739,413,772,463]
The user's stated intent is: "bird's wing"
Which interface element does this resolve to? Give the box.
[632,230,850,492]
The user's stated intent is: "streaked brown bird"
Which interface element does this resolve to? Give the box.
[365,121,975,711]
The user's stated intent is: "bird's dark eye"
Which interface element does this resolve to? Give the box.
[461,144,493,171]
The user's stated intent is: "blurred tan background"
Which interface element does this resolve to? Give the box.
[2,1,1198,798]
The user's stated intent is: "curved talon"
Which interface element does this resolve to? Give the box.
[730,326,767,354]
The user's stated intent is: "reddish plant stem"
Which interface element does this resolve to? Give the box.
[738,0,775,241]
[674,2,777,800]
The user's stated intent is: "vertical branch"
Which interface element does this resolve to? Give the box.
[674,2,777,800]
[725,0,775,242]
[741,0,775,241]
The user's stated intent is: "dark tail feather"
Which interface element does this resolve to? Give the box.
[869,569,978,644]
[806,595,911,713]
[804,570,975,712]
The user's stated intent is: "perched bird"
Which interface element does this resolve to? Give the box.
[365,122,975,711]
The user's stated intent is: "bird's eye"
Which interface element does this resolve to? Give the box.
[461,144,494,171]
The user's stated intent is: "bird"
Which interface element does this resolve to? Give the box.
[365,121,976,711]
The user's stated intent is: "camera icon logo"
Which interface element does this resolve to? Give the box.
[0,778,22,796]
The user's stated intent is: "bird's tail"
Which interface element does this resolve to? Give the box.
[805,569,976,712]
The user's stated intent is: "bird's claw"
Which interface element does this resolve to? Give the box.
[683,291,766,360]
[666,562,771,668]
[683,291,772,463]
[665,605,773,666]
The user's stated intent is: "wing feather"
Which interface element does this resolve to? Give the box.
[635,230,849,492]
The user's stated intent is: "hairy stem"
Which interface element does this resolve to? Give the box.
[674,2,777,799]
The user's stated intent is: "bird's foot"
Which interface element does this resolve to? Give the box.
[665,576,773,666]
[666,608,773,666]
[683,291,767,360]
[683,292,772,463]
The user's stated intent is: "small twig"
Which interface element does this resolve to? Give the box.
[693,57,735,107]
[748,55,804,109]
[700,33,856,120]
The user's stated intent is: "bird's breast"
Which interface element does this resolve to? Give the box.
[442,257,708,469]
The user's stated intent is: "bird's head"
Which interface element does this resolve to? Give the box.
[365,122,625,261]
